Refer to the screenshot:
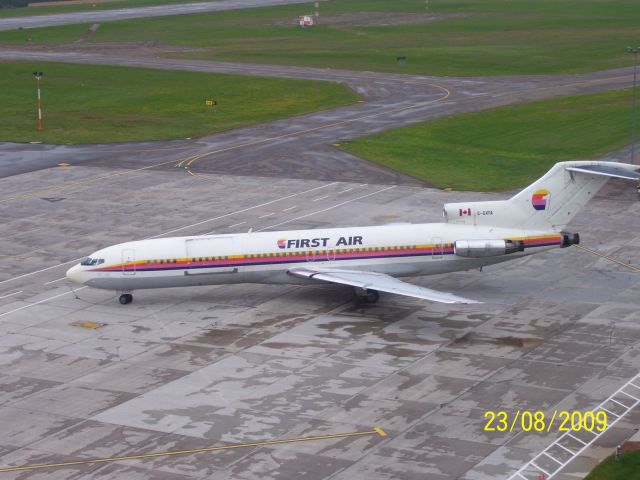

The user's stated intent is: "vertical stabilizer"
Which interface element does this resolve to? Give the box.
[444,161,639,232]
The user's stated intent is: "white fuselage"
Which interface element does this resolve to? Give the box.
[66,222,562,292]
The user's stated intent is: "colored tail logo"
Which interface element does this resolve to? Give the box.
[531,189,549,211]
[277,238,287,249]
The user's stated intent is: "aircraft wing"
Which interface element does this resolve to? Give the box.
[288,267,480,304]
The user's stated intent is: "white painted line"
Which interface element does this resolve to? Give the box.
[507,372,640,480]
[258,213,274,218]
[148,182,337,238]
[259,186,396,231]
[0,260,80,286]
[0,291,22,300]
[44,277,66,285]
[228,222,246,228]
[0,182,338,286]
[312,195,329,202]
[0,287,87,319]
[282,206,297,212]
[338,187,354,193]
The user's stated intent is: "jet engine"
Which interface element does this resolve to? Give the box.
[454,239,524,258]
[561,232,580,248]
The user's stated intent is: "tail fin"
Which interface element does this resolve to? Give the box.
[444,161,640,232]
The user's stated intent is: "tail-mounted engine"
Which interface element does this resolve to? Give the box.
[561,232,580,248]
[454,239,525,258]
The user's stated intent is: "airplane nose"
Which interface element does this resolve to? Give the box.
[66,264,84,284]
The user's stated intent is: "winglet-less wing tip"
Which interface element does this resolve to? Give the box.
[289,267,481,305]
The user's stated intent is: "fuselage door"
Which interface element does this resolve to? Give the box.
[431,237,443,259]
[122,248,136,275]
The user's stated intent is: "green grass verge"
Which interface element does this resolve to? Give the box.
[1,0,639,76]
[0,61,359,144]
[0,0,206,18]
[340,89,637,191]
[585,451,640,480]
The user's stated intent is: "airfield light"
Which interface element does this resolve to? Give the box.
[626,46,640,164]
[32,71,44,131]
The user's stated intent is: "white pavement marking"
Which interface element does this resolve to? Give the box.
[228,222,246,228]
[507,372,640,480]
[0,291,22,300]
[259,185,396,231]
[282,206,297,212]
[258,213,274,218]
[44,277,66,285]
[0,287,87,318]
[312,195,329,202]
[0,260,79,286]
[0,183,393,318]
[147,182,337,238]
[338,187,354,193]
[0,182,337,286]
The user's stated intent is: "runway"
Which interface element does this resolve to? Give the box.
[0,0,306,31]
[0,50,639,480]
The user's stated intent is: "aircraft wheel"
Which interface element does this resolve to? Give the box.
[364,289,379,304]
[119,293,133,305]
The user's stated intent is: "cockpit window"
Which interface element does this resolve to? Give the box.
[80,257,104,266]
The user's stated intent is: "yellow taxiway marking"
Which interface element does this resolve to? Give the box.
[0,156,188,205]
[0,428,387,474]
[57,162,71,167]
[71,321,104,329]
[0,78,451,205]
[184,85,451,171]
[574,244,640,273]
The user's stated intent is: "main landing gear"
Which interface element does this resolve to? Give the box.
[354,288,379,304]
[118,293,133,305]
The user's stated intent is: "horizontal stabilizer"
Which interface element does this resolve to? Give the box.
[444,161,639,232]
[289,267,480,304]
[566,164,640,180]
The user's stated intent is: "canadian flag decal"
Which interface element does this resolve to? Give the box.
[458,208,472,216]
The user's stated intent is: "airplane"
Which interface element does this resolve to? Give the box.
[66,161,640,305]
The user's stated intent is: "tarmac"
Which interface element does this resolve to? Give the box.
[0,155,638,479]
[0,33,639,480]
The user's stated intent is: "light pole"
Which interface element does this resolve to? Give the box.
[33,71,43,131]
[626,47,639,164]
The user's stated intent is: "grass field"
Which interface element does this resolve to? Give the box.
[341,89,637,191]
[0,61,359,144]
[1,0,639,76]
[584,451,640,480]
[0,0,203,18]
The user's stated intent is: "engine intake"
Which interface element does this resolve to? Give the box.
[454,239,524,258]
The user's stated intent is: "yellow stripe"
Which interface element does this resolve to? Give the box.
[98,235,561,271]
[0,429,385,474]
[574,244,640,273]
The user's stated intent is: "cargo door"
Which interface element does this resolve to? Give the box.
[185,237,237,274]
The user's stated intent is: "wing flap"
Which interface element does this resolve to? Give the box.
[289,267,480,304]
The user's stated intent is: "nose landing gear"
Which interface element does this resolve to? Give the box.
[118,293,133,305]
